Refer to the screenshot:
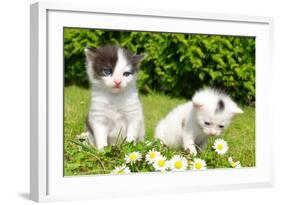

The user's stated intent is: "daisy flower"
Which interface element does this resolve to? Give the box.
[111,165,131,174]
[145,149,161,164]
[191,158,207,170]
[125,151,142,164]
[169,155,188,171]
[228,157,242,168]
[212,138,228,155]
[153,156,169,172]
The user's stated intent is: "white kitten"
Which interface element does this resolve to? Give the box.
[154,88,243,155]
[85,45,145,150]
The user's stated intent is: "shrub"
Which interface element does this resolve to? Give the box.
[64,28,255,105]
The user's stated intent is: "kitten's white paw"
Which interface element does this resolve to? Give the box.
[96,143,107,150]
[186,145,197,156]
[126,136,136,143]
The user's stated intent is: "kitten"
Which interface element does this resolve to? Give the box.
[84,45,145,150]
[154,88,243,155]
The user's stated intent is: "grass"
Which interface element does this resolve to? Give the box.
[64,85,255,176]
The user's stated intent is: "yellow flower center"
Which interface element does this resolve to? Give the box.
[130,153,137,161]
[195,162,202,170]
[175,161,182,169]
[231,162,236,167]
[158,160,165,167]
[217,144,223,151]
[149,152,156,159]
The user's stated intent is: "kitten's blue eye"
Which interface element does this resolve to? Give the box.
[123,71,132,77]
[204,121,211,126]
[103,68,113,76]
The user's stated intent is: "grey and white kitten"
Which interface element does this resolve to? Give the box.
[154,88,243,155]
[85,45,145,150]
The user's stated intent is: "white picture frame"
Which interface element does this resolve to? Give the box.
[30,1,274,202]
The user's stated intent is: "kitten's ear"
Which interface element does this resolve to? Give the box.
[192,93,204,110]
[231,103,243,114]
[138,53,148,61]
[133,53,147,65]
[193,102,204,110]
[133,53,145,64]
[85,47,97,62]
[131,53,146,71]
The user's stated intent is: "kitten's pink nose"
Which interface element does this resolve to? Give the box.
[114,80,121,86]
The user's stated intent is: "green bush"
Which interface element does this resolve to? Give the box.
[64,28,255,105]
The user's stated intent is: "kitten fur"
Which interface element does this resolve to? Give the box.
[154,88,243,155]
[85,45,145,150]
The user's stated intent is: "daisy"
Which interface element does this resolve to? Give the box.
[125,151,142,164]
[228,157,242,168]
[111,165,131,174]
[191,158,207,170]
[145,149,161,164]
[153,156,169,172]
[212,138,228,155]
[169,155,188,171]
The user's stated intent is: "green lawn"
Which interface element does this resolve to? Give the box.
[64,85,255,176]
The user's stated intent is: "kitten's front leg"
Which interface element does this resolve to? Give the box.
[92,122,109,150]
[182,131,197,155]
[126,117,142,142]
[196,136,208,151]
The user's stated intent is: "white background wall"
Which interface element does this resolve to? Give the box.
[0,0,280,204]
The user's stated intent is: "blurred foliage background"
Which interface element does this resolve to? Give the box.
[64,28,255,105]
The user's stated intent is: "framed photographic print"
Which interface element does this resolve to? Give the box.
[30,1,274,202]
